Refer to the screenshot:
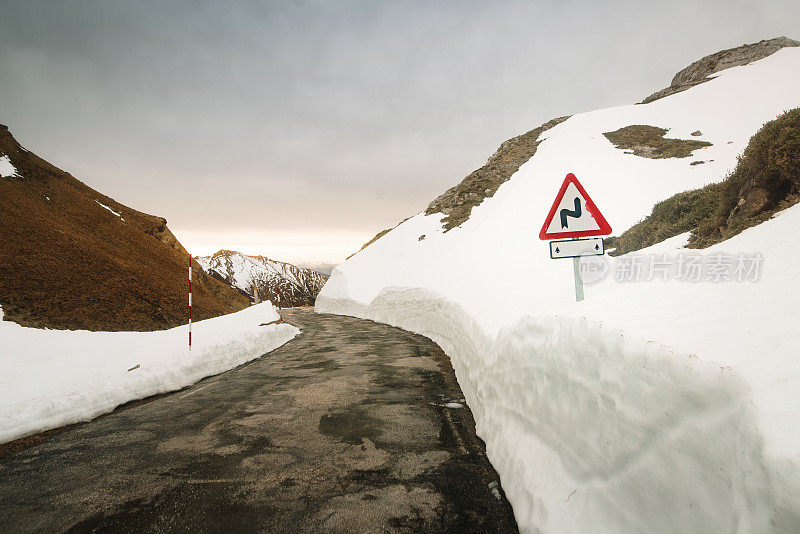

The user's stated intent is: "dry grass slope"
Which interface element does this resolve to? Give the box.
[0,125,250,331]
[607,108,800,254]
[605,185,723,255]
[691,107,800,247]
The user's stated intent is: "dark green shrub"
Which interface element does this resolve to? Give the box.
[611,108,800,253]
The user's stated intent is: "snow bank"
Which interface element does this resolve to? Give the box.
[319,207,800,532]
[317,48,800,532]
[0,303,299,444]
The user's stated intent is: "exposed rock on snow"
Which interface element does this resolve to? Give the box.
[198,250,327,307]
[642,36,800,103]
[602,124,712,159]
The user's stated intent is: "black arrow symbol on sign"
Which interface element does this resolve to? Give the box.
[595,243,599,250]
[555,247,560,253]
[560,197,582,228]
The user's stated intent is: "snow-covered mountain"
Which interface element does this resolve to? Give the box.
[318,38,800,533]
[197,250,327,307]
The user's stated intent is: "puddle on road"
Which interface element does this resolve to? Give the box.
[318,408,382,445]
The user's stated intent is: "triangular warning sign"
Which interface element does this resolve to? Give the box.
[539,173,612,240]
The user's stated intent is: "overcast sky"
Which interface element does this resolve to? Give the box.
[2,0,799,266]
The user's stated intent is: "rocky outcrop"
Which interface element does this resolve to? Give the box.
[197,250,328,308]
[641,37,799,104]
[0,125,250,331]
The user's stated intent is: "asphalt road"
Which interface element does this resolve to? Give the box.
[0,308,518,533]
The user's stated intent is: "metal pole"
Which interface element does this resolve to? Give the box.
[188,254,192,351]
[572,256,584,302]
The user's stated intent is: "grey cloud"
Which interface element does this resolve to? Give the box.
[1,0,799,259]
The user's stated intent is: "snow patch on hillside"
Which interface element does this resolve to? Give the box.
[0,303,299,444]
[0,155,18,178]
[317,47,800,532]
[95,199,125,221]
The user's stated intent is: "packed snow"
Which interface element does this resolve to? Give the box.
[317,48,800,532]
[0,303,298,444]
[0,155,17,178]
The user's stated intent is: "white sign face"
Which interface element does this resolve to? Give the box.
[549,237,604,259]
[543,182,603,236]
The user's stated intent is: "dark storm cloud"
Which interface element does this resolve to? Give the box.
[1,0,799,259]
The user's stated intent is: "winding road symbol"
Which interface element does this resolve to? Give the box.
[539,173,612,240]
[559,197,582,229]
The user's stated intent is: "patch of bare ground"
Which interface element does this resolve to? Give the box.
[603,125,712,159]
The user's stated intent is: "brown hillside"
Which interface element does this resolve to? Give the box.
[0,124,249,331]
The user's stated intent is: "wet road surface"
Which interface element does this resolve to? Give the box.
[0,308,518,533]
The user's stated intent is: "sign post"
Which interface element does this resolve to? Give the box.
[188,254,192,351]
[572,256,584,301]
[539,173,612,302]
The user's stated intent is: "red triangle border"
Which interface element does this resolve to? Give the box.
[539,173,612,240]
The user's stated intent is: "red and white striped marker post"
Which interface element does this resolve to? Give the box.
[188,254,192,351]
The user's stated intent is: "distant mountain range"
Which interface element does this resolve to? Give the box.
[296,261,337,277]
[0,125,249,331]
[197,250,327,307]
